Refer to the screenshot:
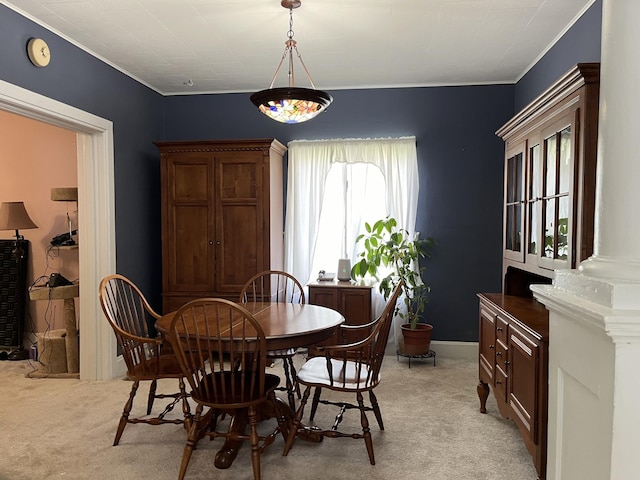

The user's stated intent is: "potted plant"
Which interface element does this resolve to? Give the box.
[350,216,436,355]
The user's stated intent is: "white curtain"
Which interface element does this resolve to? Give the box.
[283,137,420,344]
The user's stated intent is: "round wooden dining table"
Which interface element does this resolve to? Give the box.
[155,301,344,351]
[155,301,344,469]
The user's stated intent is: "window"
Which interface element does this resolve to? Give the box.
[283,137,419,290]
[311,162,387,281]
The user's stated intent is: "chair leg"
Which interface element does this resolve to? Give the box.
[113,379,139,446]
[283,385,312,456]
[179,377,192,430]
[287,357,301,399]
[357,391,375,465]
[248,405,261,480]
[147,379,158,415]
[178,405,203,480]
[309,387,322,421]
[282,357,296,410]
[369,389,384,430]
[269,392,290,441]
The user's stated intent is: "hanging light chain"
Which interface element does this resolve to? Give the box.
[266,3,317,90]
[288,6,295,40]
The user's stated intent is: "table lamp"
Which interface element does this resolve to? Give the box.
[0,201,38,258]
[0,201,37,360]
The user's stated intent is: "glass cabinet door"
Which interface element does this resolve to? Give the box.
[538,115,575,270]
[527,142,542,257]
[504,145,525,262]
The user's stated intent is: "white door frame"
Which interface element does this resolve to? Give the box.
[0,78,122,380]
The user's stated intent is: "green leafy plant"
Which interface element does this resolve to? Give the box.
[350,216,435,329]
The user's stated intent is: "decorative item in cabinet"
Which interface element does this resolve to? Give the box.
[156,139,286,312]
[497,63,600,287]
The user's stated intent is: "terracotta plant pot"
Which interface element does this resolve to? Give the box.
[400,323,433,356]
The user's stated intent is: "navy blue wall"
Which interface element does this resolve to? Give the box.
[0,5,165,306]
[515,0,602,111]
[164,85,513,341]
[1,1,603,342]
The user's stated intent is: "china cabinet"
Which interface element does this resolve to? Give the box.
[497,63,600,288]
[478,63,600,480]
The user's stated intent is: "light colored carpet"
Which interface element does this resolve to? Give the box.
[0,354,538,480]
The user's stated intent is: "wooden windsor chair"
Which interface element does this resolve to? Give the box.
[283,283,402,464]
[99,274,191,446]
[239,270,306,410]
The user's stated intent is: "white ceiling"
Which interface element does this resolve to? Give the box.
[4,0,596,96]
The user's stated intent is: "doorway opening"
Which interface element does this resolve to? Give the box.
[0,79,120,380]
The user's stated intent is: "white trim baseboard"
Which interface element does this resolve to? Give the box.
[429,340,478,362]
[386,340,478,362]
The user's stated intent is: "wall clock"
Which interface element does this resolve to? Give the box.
[27,38,51,67]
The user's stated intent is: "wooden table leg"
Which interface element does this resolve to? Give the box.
[214,408,247,469]
[212,395,323,469]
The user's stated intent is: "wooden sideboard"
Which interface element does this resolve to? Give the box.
[477,293,549,479]
[308,280,373,344]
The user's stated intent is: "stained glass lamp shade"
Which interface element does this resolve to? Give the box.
[250,1,333,124]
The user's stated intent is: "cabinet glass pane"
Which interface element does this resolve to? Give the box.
[506,205,522,252]
[507,153,523,203]
[543,198,556,258]
[558,196,569,260]
[545,135,557,196]
[559,127,572,193]
[528,144,541,254]
[505,151,523,255]
[507,206,514,250]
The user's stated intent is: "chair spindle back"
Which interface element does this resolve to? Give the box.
[168,298,269,407]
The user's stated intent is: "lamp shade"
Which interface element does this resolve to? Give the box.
[0,202,38,235]
[250,87,333,124]
[51,187,78,202]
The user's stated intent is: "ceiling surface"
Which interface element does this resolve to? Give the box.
[4,0,596,96]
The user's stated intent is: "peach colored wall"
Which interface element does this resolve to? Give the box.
[0,110,78,345]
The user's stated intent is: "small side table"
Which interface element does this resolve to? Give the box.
[396,349,436,368]
[28,283,79,378]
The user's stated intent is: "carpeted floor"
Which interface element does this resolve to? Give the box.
[0,354,538,480]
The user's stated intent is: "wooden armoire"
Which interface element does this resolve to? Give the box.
[156,139,286,313]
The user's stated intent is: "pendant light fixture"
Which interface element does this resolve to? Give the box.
[250,0,333,124]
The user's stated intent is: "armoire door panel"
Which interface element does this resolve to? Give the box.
[171,205,214,291]
[217,204,261,292]
[173,163,209,201]
[218,159,260,200]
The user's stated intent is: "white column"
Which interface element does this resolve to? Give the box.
[580,0,640,281]
[531,1,640,479]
